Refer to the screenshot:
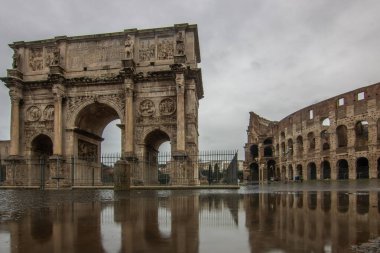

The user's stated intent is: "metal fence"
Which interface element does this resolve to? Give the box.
[0,150,238,188]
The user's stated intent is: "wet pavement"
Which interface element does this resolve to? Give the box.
[0,180,379,253]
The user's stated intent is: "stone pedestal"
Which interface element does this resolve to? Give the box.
[46,155,69,188]
[4,156,25,186]
[114,160,131,191]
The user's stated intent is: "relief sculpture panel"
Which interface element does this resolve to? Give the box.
[157,37,174,60]
[139,38,155,62]
[78,139,98,159]
[43,105,54,121]
[159,98,176,115]
[26,106,42,122]
[29,48,44,71]
[139,99,155,116]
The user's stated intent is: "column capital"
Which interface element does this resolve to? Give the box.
[9,86,22,103]
[52,83,66,97]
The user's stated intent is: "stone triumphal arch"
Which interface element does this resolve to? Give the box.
[1,23,203,187]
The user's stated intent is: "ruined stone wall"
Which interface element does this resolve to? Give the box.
[244,82,380,181]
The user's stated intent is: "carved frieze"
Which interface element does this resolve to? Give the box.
[26,106,42,122]
[136,114,177,125]
[66,93,125,123]
[29,48,44,71]
[78,139,98,159]
[43,105,55,121]
[139,99,155,116]
[157,37,174,60]
[159,98,176,115]
[139,38,155,62]
[45,47,60,67]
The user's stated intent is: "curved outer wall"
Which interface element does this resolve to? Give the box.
[244,82,380,182]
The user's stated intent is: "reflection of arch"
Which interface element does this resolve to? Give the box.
[31,134,53,158]
[307,162,316,180]
[337,159,349,179]
[336,125,348,147]
[31,208,53,244]
[281,166,286,180]
[356,157,369,179]
[308,192,317,210]
[337,192,348,213]
[357,193,369,215]
[321,192,331,212]
[249,163,259,181]
[321,161,331,179]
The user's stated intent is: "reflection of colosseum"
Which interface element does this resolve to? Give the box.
[244,82,380,182]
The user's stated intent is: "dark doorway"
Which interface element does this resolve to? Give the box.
[356,157,369,179]
[308,163,316,180]
[321,161,331,179]
[337,159,349,179]
[267,160,275,181]
[250,163,259,181]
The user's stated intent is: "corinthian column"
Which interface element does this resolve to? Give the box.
[9,87,22,156]
[52,84,65,156]
[175,72,186,153]
[124,79,135,158]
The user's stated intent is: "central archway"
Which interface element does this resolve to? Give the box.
[73,102,122,186]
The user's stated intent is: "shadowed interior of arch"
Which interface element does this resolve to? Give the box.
[31,134,53,158]
[75,103,120,138]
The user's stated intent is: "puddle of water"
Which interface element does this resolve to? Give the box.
[0,181,379,253]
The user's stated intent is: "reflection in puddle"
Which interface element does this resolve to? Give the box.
[0,185,379,252]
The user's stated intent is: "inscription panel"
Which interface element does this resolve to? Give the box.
[67,39,124,70]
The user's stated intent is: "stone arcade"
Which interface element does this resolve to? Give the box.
[0,23,203,188]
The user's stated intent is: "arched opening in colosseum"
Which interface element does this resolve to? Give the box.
[281,166,286,180]
[356,192,369,215]
[321,117,331,126]
[280,131,285,141]
[336,125,348,148]
[377,158,380,179]
[320,130,330,150]
[307,132,315,151]
[355,121,368,149]
[337,159,349,179]
[249,163,259,181]
[296,136,303,155]
[250,144,259,158]
[31,134,53,159]
[263,138,272,145]
[275,144,279,156]
[288,164,293,180]
[281,142,285,156]
[287,139,293,157]
[267,160,275,180]
[356,157,369,179]
[321,161,331,179]
[296,164,303,179]
[338,192,349,213]
[307,162,317,180]
[263,146,273,157]
[276,167,280,180]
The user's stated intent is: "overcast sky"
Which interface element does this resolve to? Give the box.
[1,0,380,157]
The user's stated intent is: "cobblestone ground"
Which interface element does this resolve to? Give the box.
[352,238,380,253]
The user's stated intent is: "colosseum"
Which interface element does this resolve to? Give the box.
[244,82,380,182]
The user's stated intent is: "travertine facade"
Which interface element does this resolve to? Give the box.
[1,23,203,187]
[244,82,380,182]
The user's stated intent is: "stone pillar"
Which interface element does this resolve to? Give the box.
[52,84,65,155]
[114,160,131,190]
[9,87,22,156]
[175,71,186,153]
[124,79,135,158]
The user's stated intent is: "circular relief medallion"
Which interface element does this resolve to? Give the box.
[159,98,176,115]
[43,105,55,121]
[139,99,155,116]
[26,106,41,122]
